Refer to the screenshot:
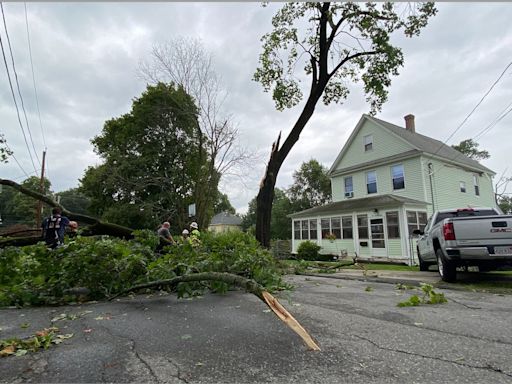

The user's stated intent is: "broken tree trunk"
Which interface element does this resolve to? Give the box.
[0,179,134,243]
[109,271,320,351]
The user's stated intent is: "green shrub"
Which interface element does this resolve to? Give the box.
[297,241,322,261]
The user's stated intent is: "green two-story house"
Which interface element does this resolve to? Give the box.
[290,114,497,264]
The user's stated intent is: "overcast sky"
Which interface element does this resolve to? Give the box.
[1,2,512,214]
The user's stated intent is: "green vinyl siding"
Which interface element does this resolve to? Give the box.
[333,119,413,172]
[319,239,355,256]
[331,157,426,202]
[421,157,496,216]
[387,239,403,259]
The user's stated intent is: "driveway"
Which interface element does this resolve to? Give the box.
[1,274,512,383]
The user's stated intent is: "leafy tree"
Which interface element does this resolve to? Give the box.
[213,192,236,215]
[452,139,490,161]
[10,177,51,227]
[139,37,254,229]
[498,195,512,214]
[0,134,12,163]
[80,83,207,232]
[288,159,331,211]
[56,188,91,215]
[243,188,293,240]
[252,2,437,247]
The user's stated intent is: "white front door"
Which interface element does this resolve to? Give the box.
[370,218,387,257]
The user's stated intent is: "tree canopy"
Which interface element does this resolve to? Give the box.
[288,159,331,211]
[252,2,437,247]
[0,134,12,163]
[452,139,490,161]
[80,83,207,232]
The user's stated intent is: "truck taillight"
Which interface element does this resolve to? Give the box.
[443,222,456,240]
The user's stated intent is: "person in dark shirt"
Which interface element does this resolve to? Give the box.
[156,221,175,252]
[41,207,70,248]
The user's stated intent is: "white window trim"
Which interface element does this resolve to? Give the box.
[344,176,354,194]
[363,134,373,152]
[366,170,378,195]
[390,163,405,191]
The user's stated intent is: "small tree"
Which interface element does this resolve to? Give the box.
[452,139,490,161]
[0,134,12,163]
[288,159,331,211]
[253,2,437,247]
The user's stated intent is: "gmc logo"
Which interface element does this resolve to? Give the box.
[490,228,512,233]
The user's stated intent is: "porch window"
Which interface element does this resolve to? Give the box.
[473,174,480,196]
[331,217,341,239]
[301,220,309,240]
[386,211,400,239]
[366,171,377,194]
[321,218,330,239]
[309,219,317,240]
[363,134,373,151]
[407,211,428,236]
[293,221,300,240]
[357,214,368,239]
[460,181,466,193]
[391,164,405,190]
[342,216,353,239]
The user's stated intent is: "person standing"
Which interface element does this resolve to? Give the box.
[41,207,70,248]
[156,221,175,252]
[189,221,201,246]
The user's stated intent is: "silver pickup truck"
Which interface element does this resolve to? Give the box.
[415,207,512,282]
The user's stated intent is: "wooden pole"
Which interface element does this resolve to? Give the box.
[35,150,46,228]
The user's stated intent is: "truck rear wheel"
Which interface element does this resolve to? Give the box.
[436,248,456,282]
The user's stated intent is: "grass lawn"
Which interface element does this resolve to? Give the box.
[279,259,419,273]
[341,263,419,272]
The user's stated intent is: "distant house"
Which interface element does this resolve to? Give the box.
[290,114,497,264]
[208,211,243,233]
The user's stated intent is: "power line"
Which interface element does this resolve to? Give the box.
[4,143,30,179]
[24,2,46,150]
[0,24,38,175]
[430,60,512,159]
[1,2,40,167]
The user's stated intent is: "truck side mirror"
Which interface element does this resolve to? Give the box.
[412,229,424,236]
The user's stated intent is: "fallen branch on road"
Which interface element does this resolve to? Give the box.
[109,271,320,351]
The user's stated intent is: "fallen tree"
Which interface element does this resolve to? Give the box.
[109,271,320,351]
[0,178,134,247]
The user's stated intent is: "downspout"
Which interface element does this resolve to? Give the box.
[428,162,435,212]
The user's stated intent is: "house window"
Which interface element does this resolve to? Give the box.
[366,171,377,194]
[301,220,309,240]
[391,164,405,190]
[331,217,341,239]
[309,219,317,240]
[342,216,353,239]
[321,218,330,239]
[293,221,300,240]
[357,214,368,239]
[386,211,400,239]
[407,211,428,236]
[473,174,480,196]
[460,181,466,193]
[344,176,353,196]
[363,135,373,151]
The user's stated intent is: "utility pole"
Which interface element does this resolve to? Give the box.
[35,150,46,228]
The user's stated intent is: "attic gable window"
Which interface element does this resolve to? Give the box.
[363,134,373,151]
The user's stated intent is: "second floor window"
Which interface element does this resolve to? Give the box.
[391,164,405,190]
[363,134,373,151]
[366,171,377,194]
[473,174,480,196]
[460,181,466,193]
[344,176,353,195]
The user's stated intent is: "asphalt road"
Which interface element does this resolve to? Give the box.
[1,275,512,383]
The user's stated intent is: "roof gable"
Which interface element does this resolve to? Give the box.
[210,212,242,226]
[329,114,495,176]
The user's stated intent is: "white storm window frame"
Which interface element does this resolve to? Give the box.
[363,134,373,152]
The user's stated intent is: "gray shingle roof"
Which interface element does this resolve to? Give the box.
[288,194,429,219]
[367,115,494,174]
[210,212,243,226]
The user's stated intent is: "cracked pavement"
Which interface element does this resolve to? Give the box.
[1,275,512,383]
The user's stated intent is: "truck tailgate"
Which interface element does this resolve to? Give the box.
[452,216,512,241]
